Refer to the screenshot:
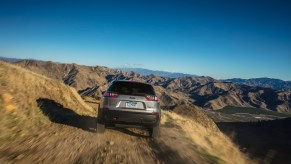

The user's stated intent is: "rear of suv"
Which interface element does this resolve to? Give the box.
[97,80,161,137]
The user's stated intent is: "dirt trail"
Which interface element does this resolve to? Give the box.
[0,113,212,164]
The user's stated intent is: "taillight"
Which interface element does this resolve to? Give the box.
[146,95,158,101]
[152,112,159,115]
[102,107,109,112]
[103,92,119,98]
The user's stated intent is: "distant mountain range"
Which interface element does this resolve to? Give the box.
[0,56,24,63]
[118,67,199,78]
[119,67,291,91]
[1,56,290,92]
[223,78,291,91]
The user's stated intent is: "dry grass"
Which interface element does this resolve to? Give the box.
[0,61,94,145]
[0,61,252,163]
[161,109,253,164]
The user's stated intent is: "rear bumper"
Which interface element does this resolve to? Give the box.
[98,110,160,127]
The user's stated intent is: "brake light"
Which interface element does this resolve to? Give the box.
[146,95,158,101]
[102,107,109,112]
[152,112,159,115]
[103,92,119,98]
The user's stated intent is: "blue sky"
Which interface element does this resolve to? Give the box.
[0,0,291,80]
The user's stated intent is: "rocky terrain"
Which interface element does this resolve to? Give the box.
[10,60,291,113]
[0,61,251,163]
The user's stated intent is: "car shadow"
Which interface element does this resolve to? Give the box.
[37,98,155,138]
[37,98,96,132]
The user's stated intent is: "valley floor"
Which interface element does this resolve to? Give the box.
[217,119,291,164]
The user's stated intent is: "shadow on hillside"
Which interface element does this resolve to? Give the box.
[37,98,96,132]
[217,118,291,164]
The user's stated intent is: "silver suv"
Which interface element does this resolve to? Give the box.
[97,80,161,137]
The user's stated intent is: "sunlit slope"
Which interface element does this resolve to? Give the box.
[0,61,94,145]
[163,106,251,164]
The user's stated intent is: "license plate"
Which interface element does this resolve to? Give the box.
[125,102,138,108]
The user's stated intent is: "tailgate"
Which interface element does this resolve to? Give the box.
[116,100,146,110]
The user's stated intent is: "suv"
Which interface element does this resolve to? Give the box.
[97,80,161,137]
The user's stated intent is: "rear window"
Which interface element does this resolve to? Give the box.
[108,81,155,96]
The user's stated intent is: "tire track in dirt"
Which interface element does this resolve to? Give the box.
[0,109,217,164]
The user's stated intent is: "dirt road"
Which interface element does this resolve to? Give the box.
[0,111,216,164]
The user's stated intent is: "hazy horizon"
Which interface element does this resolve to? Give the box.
[2,55,291,81]
[1,0,291,80]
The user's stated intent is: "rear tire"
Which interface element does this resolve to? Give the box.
[96,122,105,133]
[149,125,160,138]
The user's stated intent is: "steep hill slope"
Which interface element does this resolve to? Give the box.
[0,61,251,163]
[0,61,94,145]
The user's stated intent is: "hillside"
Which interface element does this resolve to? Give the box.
[223,78,291,91]
[0,61,95,145]
[190,82,291,112]
[11,60,291,113]
[217,118,291,163]
[0,61,250,163]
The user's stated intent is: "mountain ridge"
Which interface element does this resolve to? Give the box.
[7,59,290,113]
[118,67,200,78]
[223,78,291,91]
